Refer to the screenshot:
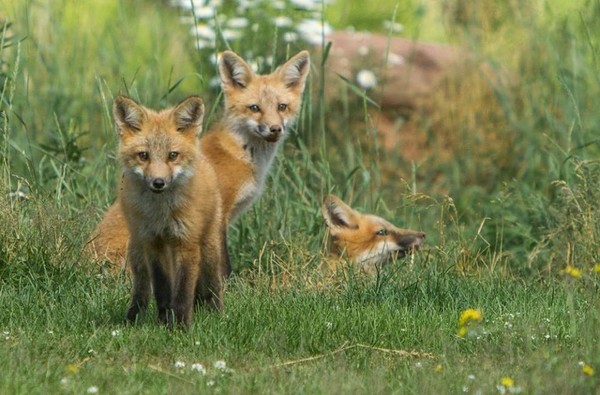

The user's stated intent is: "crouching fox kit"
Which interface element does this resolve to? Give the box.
[322,195,425,269]
[88,50,310,271]
[115,95,226,328]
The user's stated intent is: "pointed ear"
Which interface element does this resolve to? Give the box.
[172,96,204,136]
[219,51,254,89]
[278,50,310,90]
[113,96,146,135]
[322,195,358,234]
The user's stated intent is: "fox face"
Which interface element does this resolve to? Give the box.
[114,96,205,194]
[322,195,426,267]
[218,50,310,143]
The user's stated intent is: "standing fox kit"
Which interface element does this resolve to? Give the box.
[322,195,425,268]
[88,50,310,270]
[115,95,226,328]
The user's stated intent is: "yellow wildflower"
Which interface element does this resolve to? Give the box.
[434,364,443,373]
[500,376,514,388]
[582,363,595,376]
[564,265,582,279]
[65,364,79,374]
[457,326,468,337]
[459,308,483,326]
[593,264,600,273]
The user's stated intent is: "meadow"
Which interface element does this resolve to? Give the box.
[1,0,599,393]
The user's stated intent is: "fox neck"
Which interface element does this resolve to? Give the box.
[121,171,195,240]
[229,120,284,185]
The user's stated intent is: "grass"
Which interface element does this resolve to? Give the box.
[1,0,600,393]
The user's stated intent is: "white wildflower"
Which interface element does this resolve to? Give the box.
[222,29,242,41]
[272,0,286,9]
[196,39,212,50]
[191,363,207,375]
[467,374,476,381]
[290,0,320,11]
[356,70,377,89]
[227,17,249,29]
[111,330,120,337]
[296,19,332,45]
[387,52,405,66]
[383,20,404,33]
[274,16,293,28]
[283,32,299,43]
[207,380,216,387]
[192,24,216,40]
[87,386,99,394]
[209,76,221,89]
[214,360,227,370]
[174,361,186,369]
[193,6,215,19]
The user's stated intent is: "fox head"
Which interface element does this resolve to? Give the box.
[322,195,426,267]
[114,95,205,193]
[218,50,310,143]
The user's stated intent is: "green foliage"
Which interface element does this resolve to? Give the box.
[1,0,600,393]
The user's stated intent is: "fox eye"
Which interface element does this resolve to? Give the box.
[138,152,149,161]
[248,104,260,113]
[376,229,388,236]
[168,152,179,161]
[278,103,288,111]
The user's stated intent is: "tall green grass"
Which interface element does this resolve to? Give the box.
[1,0,599,393]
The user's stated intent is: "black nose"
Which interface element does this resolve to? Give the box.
[152,178,166,191]
[270,125,282,134]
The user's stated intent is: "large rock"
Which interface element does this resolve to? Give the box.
[323,31,469,112]
[320,31,505,165]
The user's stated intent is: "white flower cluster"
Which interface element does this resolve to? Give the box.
[171,0,333,49]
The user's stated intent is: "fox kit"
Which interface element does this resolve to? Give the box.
[88,51,310,272]
[115,95,226,328]
[322,195,425,269]
[201,50,310,223]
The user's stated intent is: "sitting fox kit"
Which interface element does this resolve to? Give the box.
[115,95,226,328]
[322,195,425,268]
[88,50,310,270]
[203,50,310,223]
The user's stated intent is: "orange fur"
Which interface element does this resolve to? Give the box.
[87,51,310,271]
[114,95,226,329]
[322,195,425,270]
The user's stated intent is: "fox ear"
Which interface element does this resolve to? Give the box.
[173,96,204,135]
[278,50,310,90]
[322,195,358,234]
[113,96,146,135]
[219,51,254,89]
